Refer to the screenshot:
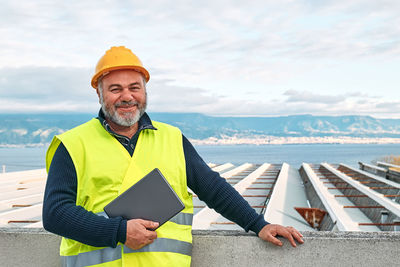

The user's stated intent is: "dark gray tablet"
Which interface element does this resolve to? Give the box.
[104,168,185,229]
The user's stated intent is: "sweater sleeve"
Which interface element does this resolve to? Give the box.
[42,142,127,247]
[183,135,269,235]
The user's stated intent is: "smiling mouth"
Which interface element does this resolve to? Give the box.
[117,105,137,111]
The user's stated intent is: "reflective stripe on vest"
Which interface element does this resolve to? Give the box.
[169,212,193,226]
[61,238,192,267]
[124,238,192,256]
[61,246,122,267]
[96,211,193,226]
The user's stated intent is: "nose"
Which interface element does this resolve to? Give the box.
[120,88,134,102]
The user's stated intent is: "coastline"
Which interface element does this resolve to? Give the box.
[1,136,400,148]
[0,143,49,148]
[189,136,400,145]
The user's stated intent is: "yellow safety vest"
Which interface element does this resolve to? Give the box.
[46,119,193,267]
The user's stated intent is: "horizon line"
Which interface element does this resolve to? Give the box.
[0,112,399,119]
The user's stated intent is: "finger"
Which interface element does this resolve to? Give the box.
[140,220,159,229]
[279,228,297,247]
[147,230,158,240]
[282,231,296,247]
[298,230,303,238]
[287,227,304,244]
[292,231,304,244]
[136,237,155,250]
[287,233,297,247]
[266,233,283,247]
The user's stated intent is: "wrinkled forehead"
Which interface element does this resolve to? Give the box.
[99,69,146,87]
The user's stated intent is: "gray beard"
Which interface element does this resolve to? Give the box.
[99,92,147,127]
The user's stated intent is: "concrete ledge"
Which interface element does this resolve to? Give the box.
[1,228,400,267]
[0,228,60,267]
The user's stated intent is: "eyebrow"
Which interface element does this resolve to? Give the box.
[108,82,141,88]
[128,82,141,87]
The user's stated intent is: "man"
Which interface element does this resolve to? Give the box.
[43,46,303,267]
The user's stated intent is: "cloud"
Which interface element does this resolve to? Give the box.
[0,98,98,113]
[0,66,399,118]
[2,1,399,69]
[147,80,219,112]
[0,0,399,118]
[148,80,400,118]
[375,101,400,109]
[0,66,98,112]
[283,90,346,104]
[0,66,93,99]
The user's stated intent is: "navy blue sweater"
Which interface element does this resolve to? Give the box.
[42,111,268,248]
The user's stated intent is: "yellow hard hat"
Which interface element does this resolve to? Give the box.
[91,46,150,89]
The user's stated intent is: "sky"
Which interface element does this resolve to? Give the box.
[0,0,399,118]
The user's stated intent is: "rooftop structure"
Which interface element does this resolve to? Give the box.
[359,161,400,183]
[1,162,399,231]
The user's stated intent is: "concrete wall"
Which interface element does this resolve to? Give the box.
[1,228,400,267]
[0,228,60,267]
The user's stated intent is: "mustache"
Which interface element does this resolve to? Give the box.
[115,100,139,108]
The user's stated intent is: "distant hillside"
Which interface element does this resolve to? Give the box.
[150,113,400,139]
[1,113,400,145]
[0,113,93,145]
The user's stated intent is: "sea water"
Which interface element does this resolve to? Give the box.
[195,143,400,168]
[1,144,400,173]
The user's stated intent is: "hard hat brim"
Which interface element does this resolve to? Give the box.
[91,65,150,89]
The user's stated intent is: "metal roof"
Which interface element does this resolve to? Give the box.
[1,162,399,231]
[0,169,46,228]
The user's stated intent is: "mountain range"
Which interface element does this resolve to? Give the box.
[1,113,400,145]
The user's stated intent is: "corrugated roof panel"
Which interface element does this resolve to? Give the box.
[264,163,315,231]
[301,163,379,231]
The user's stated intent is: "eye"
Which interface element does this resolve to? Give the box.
[110,87,120,93]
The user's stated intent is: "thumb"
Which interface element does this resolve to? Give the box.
[140,220,159,229]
